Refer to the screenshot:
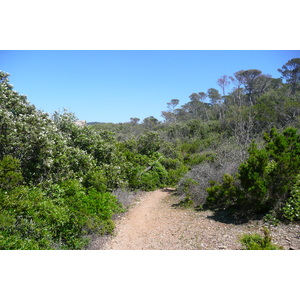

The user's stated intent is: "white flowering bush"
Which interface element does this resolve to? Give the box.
[0,71,178,249]
[282,174,300,221]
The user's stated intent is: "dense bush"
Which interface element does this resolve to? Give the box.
[127,160,169,191]
[177,137,246,206]
[281,174,300,221]
[205,127,300,220]
[0,155,23,190]
[238,127,300,214]
[0,177,124,250]
[1,72,178,249]
[206,174,242,210]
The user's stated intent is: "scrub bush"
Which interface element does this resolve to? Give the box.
[0,181,124,249]
[0,155,23,190]
[240,228,283,250]
[281,174,300,221]
[238,127,300,214]
[206,174,242,209]
[204,127,300,220]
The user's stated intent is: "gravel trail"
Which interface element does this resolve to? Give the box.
[92,189,300,250]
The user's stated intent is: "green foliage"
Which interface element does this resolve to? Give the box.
[83,168,108,192]
[240,228,283,250]
[206,174,242,209]
[165,164,189,187]
[239,127,300,214]
[184,152,215,166]
[137,132,162,156]
[281,174,300,221]
[278,58,300,94]
[0,155,23,190]
[128,161,169,191]
[0,181,124,250]
[2,58,300,248]
[205,127,300,220]
[174,178,198,207]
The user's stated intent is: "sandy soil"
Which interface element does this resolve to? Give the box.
[91,189,300,250]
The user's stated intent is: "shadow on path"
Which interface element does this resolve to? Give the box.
[206,208,264,225]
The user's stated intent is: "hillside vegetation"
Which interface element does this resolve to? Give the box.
[1,58,300,249]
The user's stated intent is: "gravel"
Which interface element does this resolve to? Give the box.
[89,189,300,250]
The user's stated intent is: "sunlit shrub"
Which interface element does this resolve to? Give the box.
[281,174,300,221]
[240,228,283,250]
[206,174,242,209]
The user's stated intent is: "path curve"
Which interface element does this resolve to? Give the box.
[102,189,178,250]
[95,189,300,250]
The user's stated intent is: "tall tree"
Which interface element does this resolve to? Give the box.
[162,99,180,124]
[217,75,233,96]
[234,69,262,106]
[278,58,300,94]
[208,88,223,120]
[198,92,207,102]
[167,99,180,111]
[167,99,180,123]
[207,88,222,105]
[161,111,174,123]
[185,92,208,120]
[130,117,140,125]
[143,116,159,129]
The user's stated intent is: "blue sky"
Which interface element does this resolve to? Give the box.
[1,50,300,123]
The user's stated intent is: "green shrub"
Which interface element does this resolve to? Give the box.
[137,132,162,156]
[139,172,160,191]
[0,155,23,190]
[167,165,189,186]
[152,162,168,186]
[184,152,215,166]
[0,232,42,250]
[281,174,300,221]
[82,189,124,222]
[240,228,283,250]
[176,178,198,207]
[0,186,59,249]
[83,168,108,192]
[180,140,202,154]
[205,128,300,220]
[206,174,242,210]
[0,179,124,249]
[239,127,300,215]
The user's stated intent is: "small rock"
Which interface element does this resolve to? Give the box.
[218,246,227,250]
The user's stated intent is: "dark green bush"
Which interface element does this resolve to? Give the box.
[206,174,242,209]
[139,172,160,191]
[238,127,300,214]
[0,155,23,190]
[83,168,108,192]
[166,164,189,187]
[136,132,162,156]
[205,127,300,220]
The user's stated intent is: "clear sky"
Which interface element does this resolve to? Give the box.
[1,50,299,123]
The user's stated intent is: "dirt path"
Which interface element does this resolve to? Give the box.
[92,189,300,250]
